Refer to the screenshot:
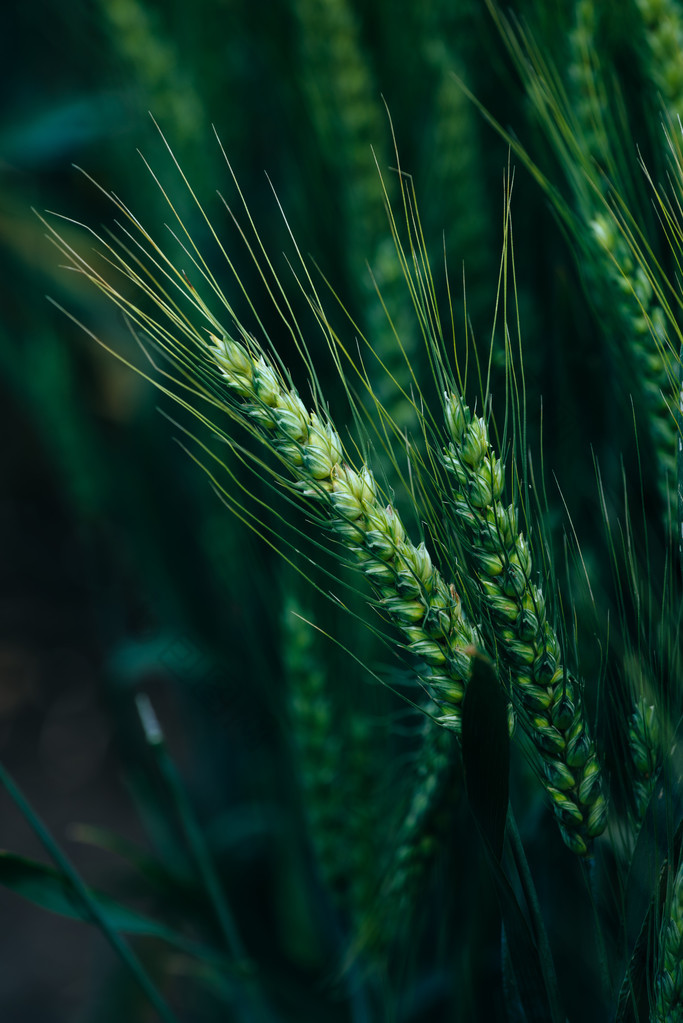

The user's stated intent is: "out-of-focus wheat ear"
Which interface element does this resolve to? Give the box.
[578,41,681,529]
[284,600,348,905]
[588,212,677,521]
[210,332,482,732]
[653,854,683,1022]
[567,0,611,169]
[674,341,678,568]
[495,4,679,526]
[357,714,459,965]
[627,692,656,785]
[343,709,384,935]
[628,696,663,821]
[292,0,421,429]
[442,393,608,855]
[96,0,205,146]
[293,0,386,257]
[284,600,382,939]
[415,1,496,341]
[636,0,683,124]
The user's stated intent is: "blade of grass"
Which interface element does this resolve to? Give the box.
[0,759,181,1023]
[135,693,274,1023]
[0,851,221,963]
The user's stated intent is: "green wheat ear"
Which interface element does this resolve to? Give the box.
[284,600,347,901]
[653,853,683,1022]
[628,696,662,821]
[483,2,681,528]
[636,0,683,124]
[361,151,608,856]
[442,394,607,855]
[564,6,680,525]
[44,124,615,868]
[362,714,459,965]
[209,329,480,730]
[284,600,380,928]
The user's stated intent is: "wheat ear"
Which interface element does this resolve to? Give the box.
[636,0,683,124]
[367,715,457,961]
[565,3,679,522]
[567,0,610,168]
[627,696,662,821]
[588,212,676,519]
[210,332,480,731]
[499,4,679,525]
[654,855,683,1022]
[442,393,608,855]
[284,602,347,903]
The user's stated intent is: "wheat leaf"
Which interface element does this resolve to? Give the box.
[462,650,509,860]
[0,850,220,964]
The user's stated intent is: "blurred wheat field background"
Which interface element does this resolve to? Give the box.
[1,1,682,1021]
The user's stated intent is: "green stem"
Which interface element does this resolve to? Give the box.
[0,759,181,1023]
[136,693,273,1023]
[582,856,613,1011]
[506,808,563,1023]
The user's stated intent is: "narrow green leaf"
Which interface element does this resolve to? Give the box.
[0,851,215,961]
[488,857,558,1023]
[0,761,183,1023]
[501,925,529,1023]
[69,823,194,899]
[124,768,193,876]
[461,654,561,1023]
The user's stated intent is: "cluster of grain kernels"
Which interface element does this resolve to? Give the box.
[210,332,481,730]
[443,394,608,853]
